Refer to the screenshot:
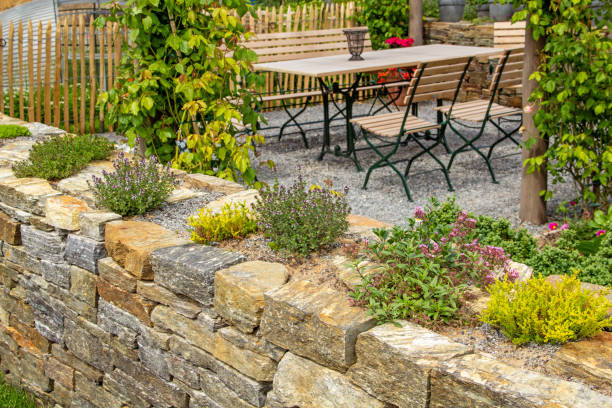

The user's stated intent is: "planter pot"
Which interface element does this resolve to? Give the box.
[477,3,490,18]
[591,0,604,25]
[377,69,411,106]
[438,0,466,22]
[488,0,514,21]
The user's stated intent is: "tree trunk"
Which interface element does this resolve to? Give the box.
[409,0,424,45]
[518,22,548,224]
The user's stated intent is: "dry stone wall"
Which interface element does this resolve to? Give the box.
[0,126,610,407]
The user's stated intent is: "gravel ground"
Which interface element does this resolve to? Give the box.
[254,100,577,233]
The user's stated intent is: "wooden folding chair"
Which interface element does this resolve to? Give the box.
[351,56,473,201]
[436,48,524,183]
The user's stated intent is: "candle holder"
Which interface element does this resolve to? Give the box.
[343,28,368,61]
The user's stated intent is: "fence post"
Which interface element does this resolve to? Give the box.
[8,22,14,118]
[44,21,52,125]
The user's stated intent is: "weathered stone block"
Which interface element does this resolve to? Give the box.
[45,356,75,390]
[261,279,376,372]
[168,335,217,369]
[430,352,612,408]
[65,234,107,273]
[347,321,472,407]
[7,316,51,355]
[211,356,271,407]
[74,371,126,408]
[52,344,103,384]
[267,352,384,408]
[212,331,277,382]
[151,244,244,305]
[70,266,98,306]
[0,176,60,215]
[97,298,145,335]
[137,336,171,381]
[137,281,201,318]
[20,350,52,392]
[151,306,215,353]
[40,260,71,289]
[214,261,288,333]
[97,312,139,348]
[138,326,171,351]
[547,332,612,390]
[218,326,285,362]
[182,173,244,194]
[102,371,153,408]
[51,382,74,407]
[205,189,259,215]
[64,319,112,372]
[105,220,189,279]
[168,354,200,388]
[0,201,32,224]
[45,195,91,231]
[20,225,65,263]
[97,278,155,326]
[78,211,121,241]
[0,210,21,244]
[98,257,136,293]
[198,368,257,408]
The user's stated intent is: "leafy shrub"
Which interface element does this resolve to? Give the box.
[474,216,537,263]
[351,200,518,324]
[90,153,177,216]
[480,273,612,345]
[354,0,410,49]
[13,134,113,180]
[0,124,30,139]
[253,175,350,256]
[188,202,257,244]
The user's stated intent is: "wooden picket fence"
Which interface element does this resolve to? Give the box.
[0,1,357,132]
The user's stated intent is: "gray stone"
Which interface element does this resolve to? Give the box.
[151,306,215,353]
[74,371,129,408]
[40,260,71,289]
[218,326,286,362]
[79,211,122,241]
[65,234,107,274]
[138,337,171,380]
[168,335,217,369]
[267,352,384,408]
[0,202,32,224]
[197,307,225,332]
[138,326,171,351]
[25,283,65,344]
[137,281,201,318]
[198,368,258,408]
[64,319,112,372]
[101,371,152,408]
[167,354,199,388]
[97,312,138,348]
[346,321,472,408]
[21,225,65,263]
[151,244,244,305]
[98,257,137,293]
[98,298,146,335]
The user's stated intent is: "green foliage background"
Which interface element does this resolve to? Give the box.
[354,0,411,49]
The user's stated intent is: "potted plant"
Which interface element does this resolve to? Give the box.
[488,0,515,21]
[376,37,415,106]
[438,0,466,22]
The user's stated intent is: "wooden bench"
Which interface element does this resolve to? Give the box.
[494,21,526,49]
[243,28,411,146]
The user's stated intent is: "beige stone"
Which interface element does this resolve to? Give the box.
[137,281,201,318]
[70,266,98,306]
[347,321,471,408]
[105,220,189,279]
[267,352,384,408]
[547,332,612,389]
[214,261,288,333]
[347,214,391,239]
[0,211,21,244]
[79,211,122,241]
[151,305,215,353]
[45,356,75,390]
[332,255,381,291]
[217,326,286,362]
[44,195,91,231]
[98,257,137,293]
[166,187,200,203]
[183,173,244,194]
[212,331,278,382]
[206,189,259,214]
[430,352,612,408]
[7,317,51,355]
[56,160,114,197]
[0,176,60,215]
[260,279,376,372]
[0,140,35,166]
[97,278,155,325]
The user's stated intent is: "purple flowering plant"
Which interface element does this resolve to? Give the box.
[252,173,350,256]
[89,153,178,216]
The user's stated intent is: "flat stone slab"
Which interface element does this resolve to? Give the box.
[212,331,277,382]
[165,187,201,204]
[214,261,289,333]
[151,244,245,305]
[0,176,60,215]
[183,173,244,194]
[0,140,35,166]
[347,321,472,408]
[205,189,259,214]
[151,306,215,353]
[65,234,107,273]
[56,161,115,196]
[79,211,122,241]
[20,225,65,263]
[347,214,391,239]
[260,279,376,372]
[45,195,91,231]
[430,352,612,408]
[105,220,189,280]
[547,332,612,389]
[0,210,21,245]
[267,352,384,408]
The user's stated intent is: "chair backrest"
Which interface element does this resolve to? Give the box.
[494,21,526,49]
[404,56,473,105]
[489,47,524,94]
[245,27,372,63]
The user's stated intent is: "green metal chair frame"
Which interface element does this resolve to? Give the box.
[351,56,474,201]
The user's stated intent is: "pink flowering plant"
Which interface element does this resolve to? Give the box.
[90,152,178,216]
[350,198,519,325]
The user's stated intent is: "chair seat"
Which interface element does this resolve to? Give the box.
[435,99,521,122]
[351,111,440,138]
[260,90,321,102]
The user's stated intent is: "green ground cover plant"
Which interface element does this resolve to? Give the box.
[90,153,177,216]
[12,134,113,180]
[0,374,38,408]
[480,272,612,345]
[188,202,257,244]
[253,175,350,256]
[0,125,30,139]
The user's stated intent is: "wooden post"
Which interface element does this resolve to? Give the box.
[0,21,3,114]
[89,18,96,133]
[27,21,34,122]
[54,20,61,127]
[409,0,424,45]
[79,15,86,135]
[63,17,70,130]
[72,14,78,130]
[99,23,105,132]
[519,21,548,224]
[18,21,24,120]
[36,21,42,122]
[44,21,52,125]
[8,22,14,118]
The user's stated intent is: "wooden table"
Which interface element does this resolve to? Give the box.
[254,44,503,168]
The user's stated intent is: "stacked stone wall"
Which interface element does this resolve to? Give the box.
[0,135,610,407]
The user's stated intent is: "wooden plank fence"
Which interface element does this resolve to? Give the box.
[1,1,357,132]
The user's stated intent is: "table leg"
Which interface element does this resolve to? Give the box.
[317,78,332,161]
[332,74,363,171]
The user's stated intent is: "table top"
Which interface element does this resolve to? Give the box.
[253,44,503,77]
